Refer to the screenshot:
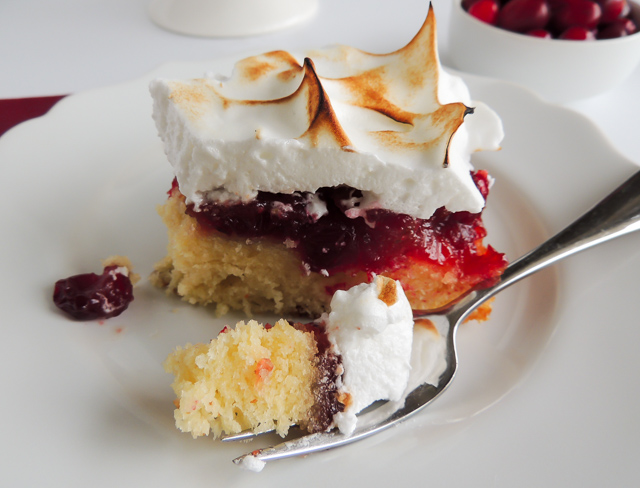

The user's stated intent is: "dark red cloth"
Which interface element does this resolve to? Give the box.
[0,95,66,138]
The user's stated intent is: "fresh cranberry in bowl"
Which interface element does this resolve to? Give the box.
[527,28,554,37]
[597,0,631,23]
[497,0,551,32]
[548,0,602,33]
[467,0,500,24]
[559,25,597,38]
[598,15,638,36]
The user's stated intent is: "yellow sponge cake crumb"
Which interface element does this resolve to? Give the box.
[164,319,318,438]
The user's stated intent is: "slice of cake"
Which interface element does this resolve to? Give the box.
[164,276,417,439]
[149,4,507,317]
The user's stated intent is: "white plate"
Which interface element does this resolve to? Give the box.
[1,61,639,487]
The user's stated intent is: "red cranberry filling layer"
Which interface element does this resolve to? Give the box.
[178,170,506,280]
[53,265,134,320]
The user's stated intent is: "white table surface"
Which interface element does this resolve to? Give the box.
[1,0,639,166]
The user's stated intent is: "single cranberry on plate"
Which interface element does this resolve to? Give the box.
[53,261,136,320]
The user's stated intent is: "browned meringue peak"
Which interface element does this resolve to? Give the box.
[298,58,352,149]
[202,3,469,165]
[219,50,304,100]
[307,4,458,118]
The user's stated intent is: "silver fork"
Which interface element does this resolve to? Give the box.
[229,169,640,469]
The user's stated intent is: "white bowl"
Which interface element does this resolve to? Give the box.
[448,0,640,102]
[149,0,318,38]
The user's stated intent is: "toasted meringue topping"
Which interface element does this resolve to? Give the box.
[150,4,503,219]
[324,276,414,435]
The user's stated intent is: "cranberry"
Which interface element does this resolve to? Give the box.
[497,0,551,32]
[597,20,628,37]
[551,0,602,32]
[462,0,481,9]
[559,25,597,38]
[53,265,134,320]
[598,16,637,37]
[468,0,500,24]
[596,0,630,23]
[527,28,554,37]
[619,16,637,33]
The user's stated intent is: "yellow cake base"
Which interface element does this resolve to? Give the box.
[164,319,318,438]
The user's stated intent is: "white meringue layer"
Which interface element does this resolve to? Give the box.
[150,5,503,219]
[325,276,414,435]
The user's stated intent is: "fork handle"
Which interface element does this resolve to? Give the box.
[464,169,640,317]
